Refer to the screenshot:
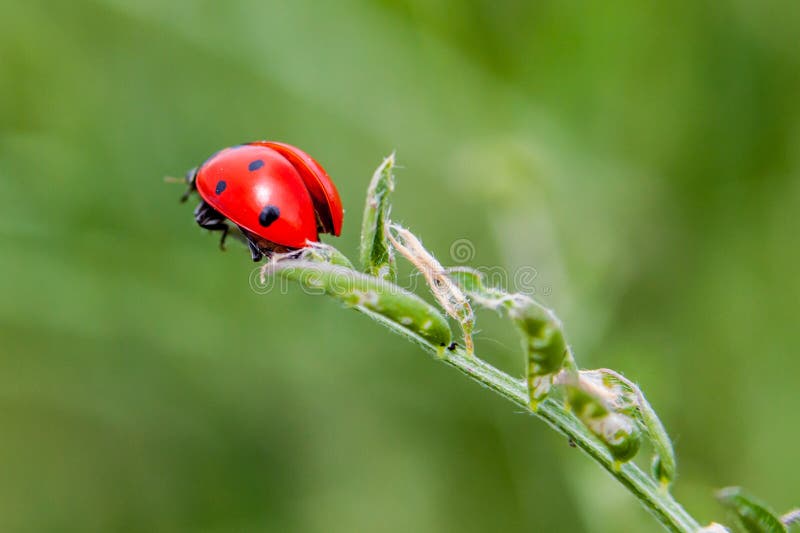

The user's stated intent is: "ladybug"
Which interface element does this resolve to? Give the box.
[181,141,343,261]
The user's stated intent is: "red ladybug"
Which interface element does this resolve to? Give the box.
[181,141,343,261]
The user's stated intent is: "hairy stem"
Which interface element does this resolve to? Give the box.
[429,343,700,532]
[279,251,701,531]
[272,150,710,531]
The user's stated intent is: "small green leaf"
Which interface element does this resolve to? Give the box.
[588,369,677,488]
[717,487,787,533]
[564,376,642,463]
[268,261,451,350]
[360,153,397,281]
[510,299,567,376]
[508,297,568,405]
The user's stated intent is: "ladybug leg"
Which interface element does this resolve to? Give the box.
[194,200,229,251]
[238,226,265,262]
[198,219,229,251]
[246,239,265,262]
[214,224,230,250]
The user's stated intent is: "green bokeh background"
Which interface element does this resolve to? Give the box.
[2,1,799,531]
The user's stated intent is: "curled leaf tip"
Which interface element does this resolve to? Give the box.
[564,373,642,463]
[584,368,677,486]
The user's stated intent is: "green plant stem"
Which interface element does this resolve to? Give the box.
[343,286,699,531]
[432,345,700,532]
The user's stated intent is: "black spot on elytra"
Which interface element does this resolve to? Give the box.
[259,205,280,227]
[215,180,227,194]
[248,159,265,171]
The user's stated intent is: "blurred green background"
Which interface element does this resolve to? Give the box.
[2,1,799,531]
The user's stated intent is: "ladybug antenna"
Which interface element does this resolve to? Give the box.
[164,175,194,203]
[166,167,198,203]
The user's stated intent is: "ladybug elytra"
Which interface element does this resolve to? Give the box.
[181,141,343,261]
